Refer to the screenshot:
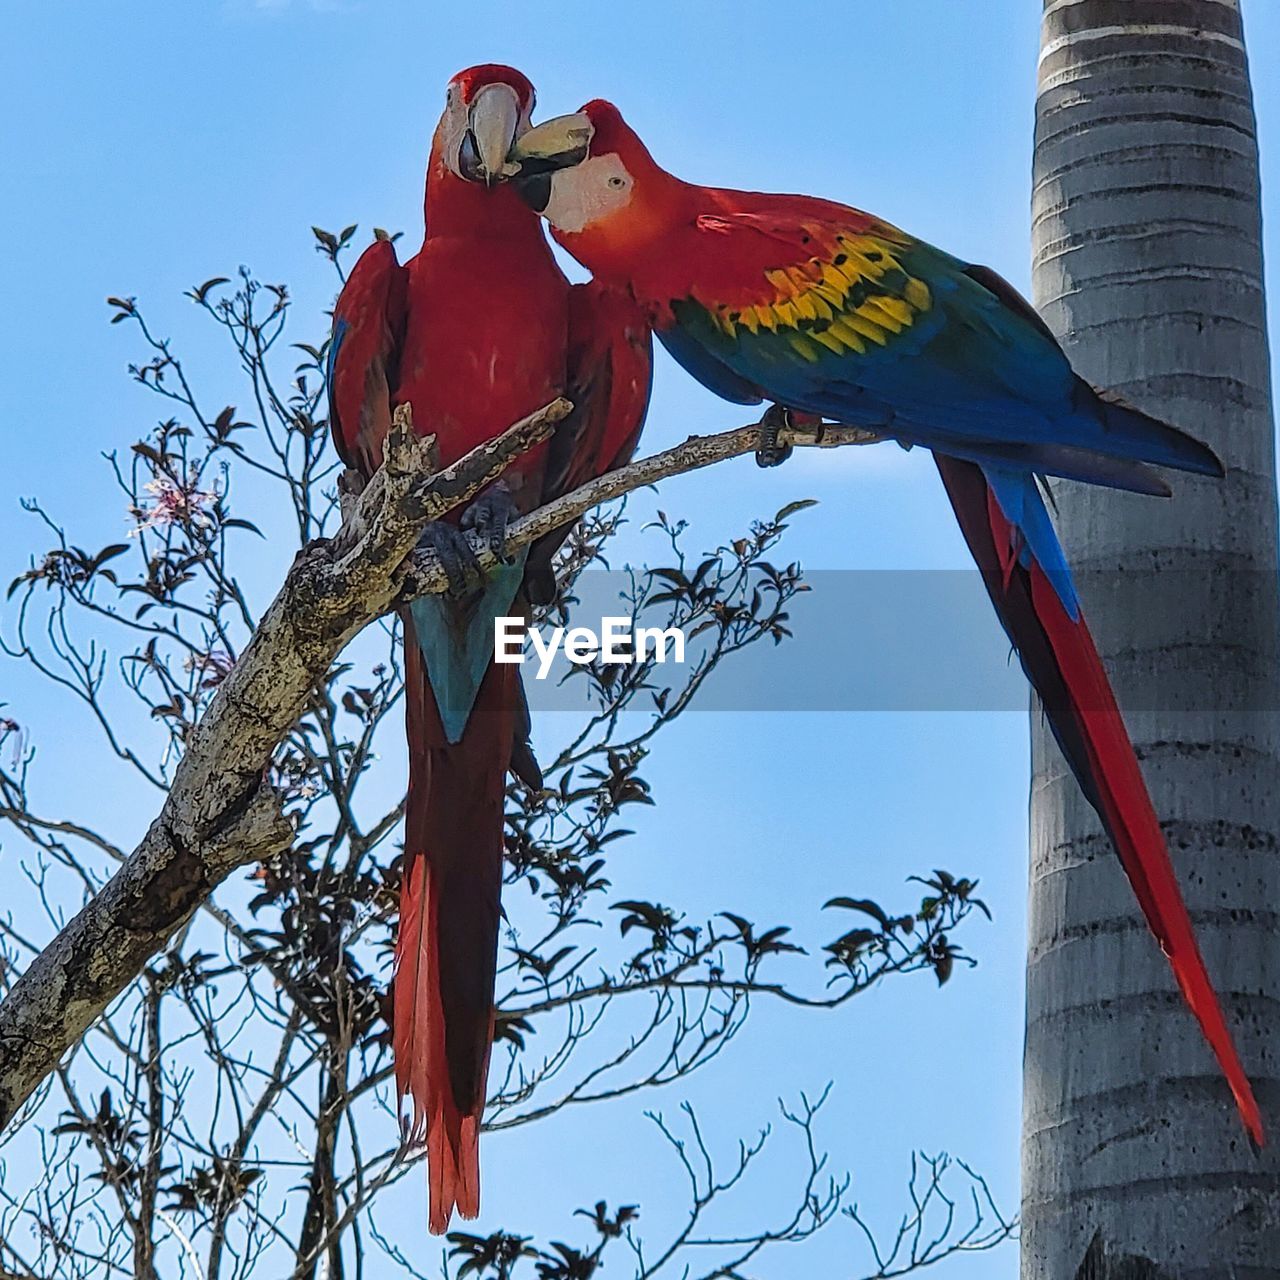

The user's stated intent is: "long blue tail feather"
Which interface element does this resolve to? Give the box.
[980,466,1080,620]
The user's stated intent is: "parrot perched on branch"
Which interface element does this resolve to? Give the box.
[509,99,1263,1145]
[327,69,651,1232]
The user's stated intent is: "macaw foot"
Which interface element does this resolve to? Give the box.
[755,405,828,467]
[755,404,794,468]
[419,521,485,599]
[462,481,518,563]
[755,404,796,468]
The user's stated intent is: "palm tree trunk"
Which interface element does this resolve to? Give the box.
[1025,2,1280,1275]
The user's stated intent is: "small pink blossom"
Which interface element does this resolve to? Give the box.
[129,471,217,535]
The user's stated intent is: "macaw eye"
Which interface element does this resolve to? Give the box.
[608,176,626,190]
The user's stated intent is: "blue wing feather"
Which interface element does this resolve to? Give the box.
[326,317,348,429]
[656,325,763,406]
[665,234,1220,481]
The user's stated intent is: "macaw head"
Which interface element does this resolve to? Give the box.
[510,100,681,272]
[436,64,537,186]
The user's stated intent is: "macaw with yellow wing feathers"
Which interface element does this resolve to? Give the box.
[508,98,1262,1146]
[328,71,651,1233]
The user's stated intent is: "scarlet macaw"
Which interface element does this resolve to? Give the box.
[328,71,652,1232]
[509,100,1263,1144]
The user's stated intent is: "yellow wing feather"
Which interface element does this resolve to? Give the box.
[716,228,934,358]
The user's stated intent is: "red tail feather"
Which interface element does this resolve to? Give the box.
[395,635,516,1232]
[937,456,1263,1146]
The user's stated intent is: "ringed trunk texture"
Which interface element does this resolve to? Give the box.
[1025,2,1280,1277]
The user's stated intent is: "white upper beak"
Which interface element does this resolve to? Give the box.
[467,82,523,183]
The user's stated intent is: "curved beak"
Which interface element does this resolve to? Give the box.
[509,112,594,173]
[508,112,595,211]
[467,82,523,185]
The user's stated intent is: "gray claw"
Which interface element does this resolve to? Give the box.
[462,482,518,563]
[755,404,795,468]
[419,521,484,598]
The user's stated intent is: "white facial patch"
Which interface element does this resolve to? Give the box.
[544,154,635,233]
[437,83,469,176]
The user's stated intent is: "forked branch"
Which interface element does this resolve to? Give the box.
[0,403,880,1133]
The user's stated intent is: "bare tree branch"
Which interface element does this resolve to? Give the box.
[0,403,876,1135]
[0,400,566,1130]
[397,421,879,600]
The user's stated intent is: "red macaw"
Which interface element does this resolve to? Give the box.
[328,70,652,1232]
[509,100,1263,1145]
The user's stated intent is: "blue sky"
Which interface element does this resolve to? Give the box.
[2,3,1277,1276]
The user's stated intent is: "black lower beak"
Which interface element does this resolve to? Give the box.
[506,112,593,211]
[512,169,553,213]
[458,130,491,184]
